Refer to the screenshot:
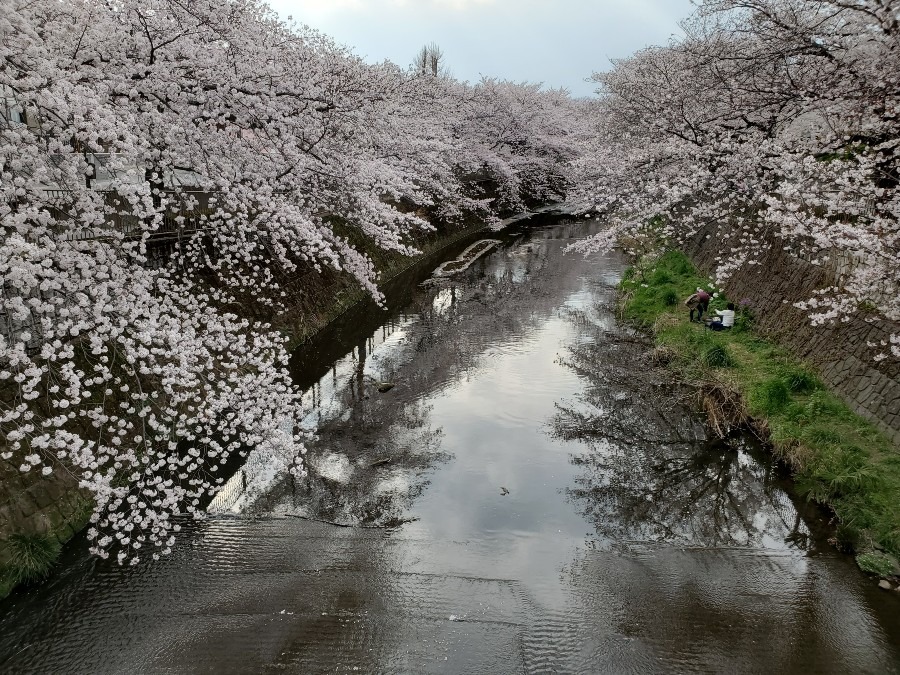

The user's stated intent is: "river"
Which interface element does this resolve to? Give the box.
[1,217,899,673]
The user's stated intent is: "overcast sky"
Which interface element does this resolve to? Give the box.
[266,0,697,97]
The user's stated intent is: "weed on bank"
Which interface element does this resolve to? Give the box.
[620,250,900,576]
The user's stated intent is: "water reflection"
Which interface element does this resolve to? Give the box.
[552,304,814,550]
[242,222,607,528]
[256,396,447,528]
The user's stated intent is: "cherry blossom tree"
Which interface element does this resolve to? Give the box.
[572,0,900,358]
[2,0,583,563]
[458,78,583,213]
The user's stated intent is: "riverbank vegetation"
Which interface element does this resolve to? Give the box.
[572,0,900,579]
[621,250,900,576]
[0,532,61,597]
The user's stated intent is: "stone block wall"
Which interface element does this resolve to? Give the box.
[0,458,90,570]
[681,224,900,447]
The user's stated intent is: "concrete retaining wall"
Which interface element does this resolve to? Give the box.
[681,225,900,447]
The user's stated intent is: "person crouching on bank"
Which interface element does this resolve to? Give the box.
[708,302,735,331]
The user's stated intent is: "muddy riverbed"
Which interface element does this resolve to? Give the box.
[1,218,899,673]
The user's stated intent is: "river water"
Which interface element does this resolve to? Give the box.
[1,218,899,673]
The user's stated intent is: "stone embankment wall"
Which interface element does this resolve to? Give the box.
[0,460,90,568]
[682,225,900,447]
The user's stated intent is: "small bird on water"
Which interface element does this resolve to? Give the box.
[500,487,509,496]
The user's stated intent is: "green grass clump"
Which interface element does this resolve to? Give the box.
[703,343,735,368]
[619,248,900,571]
[659,288,679,307]
[779,366,820,394]
[856,551,898,577]
[2,533,61,585]
[804,390,842,418]
[799,445,877,501]
[751,379,791,414]
[650,269,673,285]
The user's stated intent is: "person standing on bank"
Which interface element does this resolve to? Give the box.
[685,287,711,322]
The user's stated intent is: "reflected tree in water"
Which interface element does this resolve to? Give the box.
[553,307,810,549]
[257,394,446,527]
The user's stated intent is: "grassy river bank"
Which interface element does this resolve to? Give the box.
[619,250,900,580]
